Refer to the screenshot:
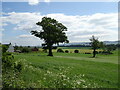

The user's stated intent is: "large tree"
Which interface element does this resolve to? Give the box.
[90,35,100,58]
[31,17,69,56]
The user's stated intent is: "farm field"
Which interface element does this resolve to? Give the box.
[39,47,103,53]
[13,49,118,88]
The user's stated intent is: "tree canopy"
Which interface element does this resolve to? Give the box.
[31,17,69,56]
[90,35,100,57]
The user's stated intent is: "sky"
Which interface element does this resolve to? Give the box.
[1,1,118,46]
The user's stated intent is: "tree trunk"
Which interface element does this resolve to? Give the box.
[48,45,53,56]
[93,49,96,58]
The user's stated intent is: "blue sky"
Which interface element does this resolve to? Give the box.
[3,2,117,15]
[1,2,118,46]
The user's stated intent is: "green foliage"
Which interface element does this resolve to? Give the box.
[74,50,79,53]
[2,52,14,70]
[2,69,25,88]
[31,17,69,56]
[65,50,69,53]
[99,44,117,55]
[21,47,31,53]
[90,35,100,57]
[2,45,28,88]
[90,36,100,50]
[106,45,116,52]
[14,45,19,51]
[99,41,105,51]
[2,59,29,88]
[101,51,113,54]
[57,48,64,53]
[2,45,9,53]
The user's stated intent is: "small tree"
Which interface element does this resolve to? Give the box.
[31,17,69,56]
[90,35,100,57]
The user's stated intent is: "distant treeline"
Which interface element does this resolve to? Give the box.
[59,44,120,48]
[59,45,90,47]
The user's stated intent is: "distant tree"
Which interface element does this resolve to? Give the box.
[14,45,18,51]
[21,47,30,53]
[57,48,64,53]
[31,17,69,56]
[99,41,105,51]
[28,46,30,48]
[105,45,116,54]
[74,50,79,53]
[90,35,100,57]
[65,50,69,53]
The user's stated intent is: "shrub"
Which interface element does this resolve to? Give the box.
[95,51,98,54]
[21,47,31,53]
[74,50,79,53]
[102,51,113,54]
[2,45,9,53]
[57,49,64,53]
[2,52,15,70]
[65,50,69,53]
[14,59,28,72]
[99,51,102,54]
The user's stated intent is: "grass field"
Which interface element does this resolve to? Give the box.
[13,49,118,88]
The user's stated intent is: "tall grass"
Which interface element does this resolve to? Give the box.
[11,50,118,88]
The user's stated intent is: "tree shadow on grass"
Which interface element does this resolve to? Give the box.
[89,56,98,58]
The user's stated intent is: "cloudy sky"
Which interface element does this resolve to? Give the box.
[1,1,118,46]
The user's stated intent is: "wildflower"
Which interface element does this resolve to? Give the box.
[43,77,46,80]
[77,81,81,84]
[47,71,50,74]
[67,77,69,79]
[61,75,66,78]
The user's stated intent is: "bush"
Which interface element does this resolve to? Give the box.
[2,47,28,88]
[99,51,102,54]
[2,52,15,70]
[43,49,47,53]
[102,51,113,54]
[74,50,79,53]
[2,45,9,53]
[21,47,31,53]
[14,59,28,72]
[57,49,64,53]
[65,50,69,53]
[95,51,98,54]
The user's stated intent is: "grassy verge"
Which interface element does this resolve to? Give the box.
[12,50,118,88]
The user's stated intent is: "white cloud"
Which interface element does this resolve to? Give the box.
[44,0,50,3]
[28,0,39,5]
[2,12,118,45]
[2,12,42,32]
[18,34,36,38]
[28,0,51,5]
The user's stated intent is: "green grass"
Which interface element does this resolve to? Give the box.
[13,50,118,88]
